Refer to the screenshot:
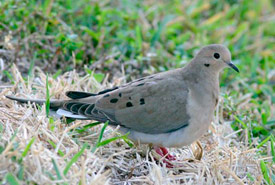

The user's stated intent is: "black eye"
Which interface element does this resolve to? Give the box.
[214,53,220,59]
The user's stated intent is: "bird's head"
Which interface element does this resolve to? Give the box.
[194,44,239,73]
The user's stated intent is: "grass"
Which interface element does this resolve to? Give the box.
[0,66,272,184]
[0,0,275,184]
[63,143,88,176]
[5,173,20,185]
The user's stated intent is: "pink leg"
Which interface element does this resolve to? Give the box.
[154,146,176,168]
[155,147,176,160]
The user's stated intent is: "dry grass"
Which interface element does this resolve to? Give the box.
[0,65,265,184]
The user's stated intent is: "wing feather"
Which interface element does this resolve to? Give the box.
[60,70,190,134]
[93,71,190,134]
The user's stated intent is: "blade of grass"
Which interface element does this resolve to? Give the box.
[260,160,271,184]
[93,73,105,83]
[257,135,271,149]
[3,70,14,84]
[49,117,55,131]
[53,69,62,79]
[135,25,142,52]
[84,67,92,75]
[96,132,130,147]
[63,143,88,176]
[47,140,64,157]
[98,121,109,143]
[96,136,122,147]
[46,74,50,117]
[21,137,35,158]
[52,159,62,180]
[76,122,101,133]
[246,172,255,182]
[234,116,247,129]
[5,173,20,185]
[121,134,134,148]
[271,135,275,163]
[91,121,108,153]
[17,165,24,181]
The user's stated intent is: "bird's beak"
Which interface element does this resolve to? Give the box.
[227,61,239,73]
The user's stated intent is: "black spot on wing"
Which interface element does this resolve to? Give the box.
[110,98,118,103]
[126,102,133,107]
[140,98,145,105]
[118,93,122,97]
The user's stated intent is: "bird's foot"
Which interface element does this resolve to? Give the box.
[153,146,176,168]
[154,147,176,161]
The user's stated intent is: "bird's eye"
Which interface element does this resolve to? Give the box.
[214,53,220,59]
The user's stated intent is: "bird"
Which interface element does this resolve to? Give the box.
[6,44,239,166]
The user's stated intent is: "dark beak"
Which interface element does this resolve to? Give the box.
[228,62,239,73]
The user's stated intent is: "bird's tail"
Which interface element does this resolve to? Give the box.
[5,95,89,119]
[5,95,65,111]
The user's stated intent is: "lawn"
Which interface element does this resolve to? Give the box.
[0,0,274,184]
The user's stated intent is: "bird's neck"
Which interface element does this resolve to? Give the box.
[182,62,220,86]
[181,63,220,103]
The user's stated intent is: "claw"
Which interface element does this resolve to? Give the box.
[152,142,203,168]
[153,146,176,168]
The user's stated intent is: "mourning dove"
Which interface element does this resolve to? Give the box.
[6,44,239,164]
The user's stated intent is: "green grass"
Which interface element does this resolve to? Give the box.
[21,137,35,158]
[51,159,63,181]
[63,143,88,176]
[1,0,274,183]
[45,74,50,117]
[4,173,20,185]
[91,121,109,153]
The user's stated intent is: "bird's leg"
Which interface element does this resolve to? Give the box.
[153,146,176,168]
[154,146,176,161]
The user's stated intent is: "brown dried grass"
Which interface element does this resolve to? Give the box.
[0,65,264,184]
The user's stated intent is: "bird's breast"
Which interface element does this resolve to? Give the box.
[181,88,216,145]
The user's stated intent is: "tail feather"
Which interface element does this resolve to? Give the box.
[5,95,64,110]
[56,109,88,119]
[5,95,102,121]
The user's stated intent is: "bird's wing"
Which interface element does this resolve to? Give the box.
[63,70,190,134]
